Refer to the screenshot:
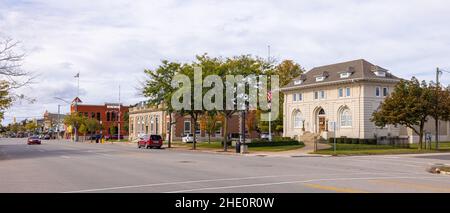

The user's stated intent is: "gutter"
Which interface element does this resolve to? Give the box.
[280,78,401,92]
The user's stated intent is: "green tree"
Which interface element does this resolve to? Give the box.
[63,113,85,141]
[0,81,12,121]
[25,121,38,133]
[84,118,102,142]
[143,60,182,148]
[429,83,450,149]
[203,112,222,144]
[109,123,117,135]
[78,124,87,141]
[259,60,304,136]
[122,111,129,133]
[372,77,434,149]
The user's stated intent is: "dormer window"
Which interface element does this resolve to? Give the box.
[340,72,351,78]
[372,65,388,77]
[294,80,303,85]
[374,71,386,77]
[316,76,325,82]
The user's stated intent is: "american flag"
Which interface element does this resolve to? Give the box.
[267,91,272,102]
[267,91,272,109]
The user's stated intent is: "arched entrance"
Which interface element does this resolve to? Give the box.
[314,107,326,133]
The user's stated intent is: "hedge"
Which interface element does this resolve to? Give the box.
[248,139,303,147]
[328,137,378,145]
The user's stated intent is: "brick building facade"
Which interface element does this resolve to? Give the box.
[69,98,129,137]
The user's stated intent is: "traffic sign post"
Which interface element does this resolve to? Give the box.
[329,121,337,154]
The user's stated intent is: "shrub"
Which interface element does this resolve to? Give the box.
[368,139,377,145]
[248,140,302,147]
[352,138,359,144]
[343,137,352,144]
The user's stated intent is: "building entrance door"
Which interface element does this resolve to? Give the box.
[319,117,326,133]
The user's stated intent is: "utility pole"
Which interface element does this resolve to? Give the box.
[118,85,121,142]
[74,72,80,142]
[57,104,60,140]
[436,67,441,150]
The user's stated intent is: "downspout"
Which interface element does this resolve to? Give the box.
[358,80,361,139]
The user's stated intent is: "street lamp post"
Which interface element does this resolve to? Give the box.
[54,97,70,141]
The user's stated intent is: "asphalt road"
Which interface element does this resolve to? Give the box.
[1,138,449,193]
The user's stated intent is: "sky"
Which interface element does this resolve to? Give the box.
[1,0,450,124]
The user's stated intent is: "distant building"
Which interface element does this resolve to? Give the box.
[69,97,129,137]
[43,110,66,133]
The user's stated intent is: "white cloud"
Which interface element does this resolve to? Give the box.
[1,0,450,124]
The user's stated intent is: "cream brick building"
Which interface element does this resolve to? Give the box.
[281,59,450,143]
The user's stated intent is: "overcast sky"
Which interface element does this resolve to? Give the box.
[1,0,450,124]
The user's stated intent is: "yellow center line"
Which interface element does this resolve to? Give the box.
[368,179,450,192]
[303,183,368,193]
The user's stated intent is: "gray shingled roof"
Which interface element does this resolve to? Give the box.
[281,59,401,91]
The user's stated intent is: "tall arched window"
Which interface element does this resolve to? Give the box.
[293,110,303,129]
[340,108,352,127]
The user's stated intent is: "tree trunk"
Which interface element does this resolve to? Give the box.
[168,112,172,148]
[223,115,228,152]
[418,122,425,150]
[208,132,211,144]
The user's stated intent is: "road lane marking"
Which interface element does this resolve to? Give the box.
[164,175,450,193]
[368,179,450,192]
[62,172,426,193]
[62,172,390,193]
[60,155,70,159]
[302,183,367,193]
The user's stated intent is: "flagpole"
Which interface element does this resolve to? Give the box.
[74,72,80,142]
[267,45,272,142]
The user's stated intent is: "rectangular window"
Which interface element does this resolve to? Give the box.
[338,88,343,98]
[320,91,325,99]
[106,112,110,121]
[184,121,191,134]
[298,93,302,101]
[383,87,389,96]
[97,112,101,121]
[375,86,381,97]
[293,93,297,102]
[314,91,319,100]
[346,87,351,97]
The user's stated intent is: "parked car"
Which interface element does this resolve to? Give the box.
[88,134,102,140]
[182,133,194,143]
[27,136,41,145]
[137,134,163,149]
[260,132,273,140]
[43,134,51,140]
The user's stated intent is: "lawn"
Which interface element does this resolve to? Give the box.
[314,142,450,156]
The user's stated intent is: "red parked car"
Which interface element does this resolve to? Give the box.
[137,134,163,149]
[27,136,41,145]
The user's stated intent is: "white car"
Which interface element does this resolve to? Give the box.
[182,133,194,143]
[260,132,272,140]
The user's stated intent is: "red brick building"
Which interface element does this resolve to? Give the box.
[70,98,129,137]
